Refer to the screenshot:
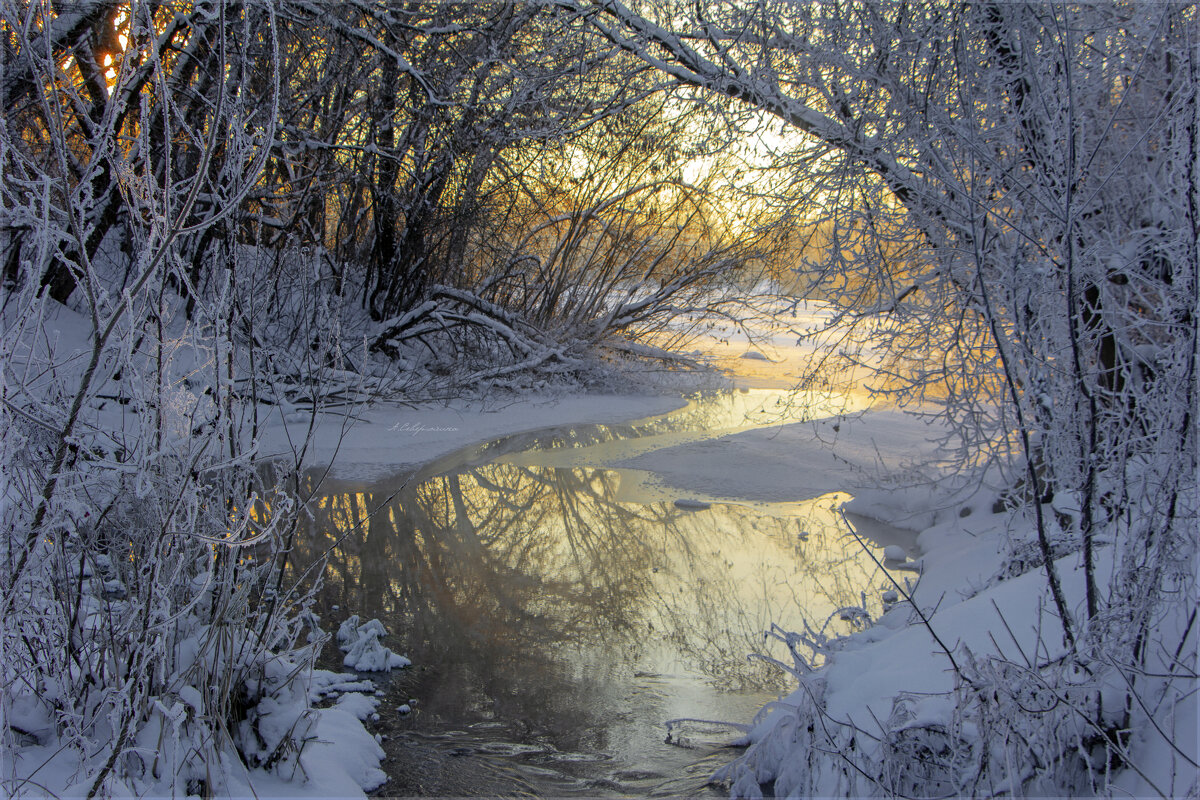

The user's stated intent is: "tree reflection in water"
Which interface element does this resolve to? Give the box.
[278,396,905,794]
[290,456,909,707]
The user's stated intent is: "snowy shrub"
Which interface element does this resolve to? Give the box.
[335,617,409,672]
[0,4,366,794]
[721,630,1193,798]
[0,370,325,794]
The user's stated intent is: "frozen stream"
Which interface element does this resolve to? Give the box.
[292,390,915,797]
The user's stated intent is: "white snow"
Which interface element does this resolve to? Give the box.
[334,691,380,721]
[709,477,1197,798]
[343,633,411,672]
[291,708,389,795]
[615,407,944,506]
[336,614,362,649]
[337,617,411,672]
[356,618,388,640]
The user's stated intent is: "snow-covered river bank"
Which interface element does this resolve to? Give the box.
[271,372,1193,799]
[235,276,1189,800]
[272,385,940,796]
[8,300,1190,798]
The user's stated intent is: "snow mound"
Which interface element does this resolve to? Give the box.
[335,615,411,672]
[343,629,410,672]
[299,708,389,794]
[308,671,376,702]
[227,663,389,798]
[357,618,388,640]
[337,616,392,651]
[335,691,380,721]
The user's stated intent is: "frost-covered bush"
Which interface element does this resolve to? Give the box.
[0,4,350,794]
[336,617,410,672]
[0,349,326,795]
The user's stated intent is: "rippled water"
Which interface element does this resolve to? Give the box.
[291,390,911,797]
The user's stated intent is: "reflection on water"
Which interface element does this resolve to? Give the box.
[291,399,912,796]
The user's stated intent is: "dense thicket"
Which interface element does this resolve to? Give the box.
[1,1,767,353]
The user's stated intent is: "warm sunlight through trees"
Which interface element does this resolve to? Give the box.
[2,2,1194,797]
